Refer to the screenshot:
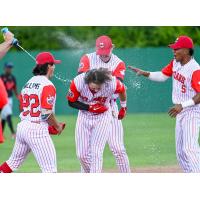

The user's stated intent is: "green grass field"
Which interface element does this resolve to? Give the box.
[0,113,178,172]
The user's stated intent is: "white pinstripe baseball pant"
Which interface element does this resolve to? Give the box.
[176,110,200,172]
[108,102,130,172]
[6,120,57,173]
[75,111,112,173]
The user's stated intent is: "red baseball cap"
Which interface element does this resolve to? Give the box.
[36,52,61,65]
[96,35,113,55]
[168,36,194,49]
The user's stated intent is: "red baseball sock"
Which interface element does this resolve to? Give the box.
[0,162,13,173]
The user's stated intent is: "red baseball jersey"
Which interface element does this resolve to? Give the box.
[19,76,56,122]
[67,73,125,116]
[78,53,126,80]
[162,58,200,110]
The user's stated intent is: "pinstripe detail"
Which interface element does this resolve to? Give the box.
[20,75,56,122]
[75,113,92,173]
[74,73,117,116]
[87,53,122,72]
[77,52,130,172]
[76,111,112,173]
[7,121,31,170]
[172,59,200,110]
[6,120,57,172]
[171,58,200,172]
[108,102,130,172]
[176,111,200,172]
[6,75,57,173]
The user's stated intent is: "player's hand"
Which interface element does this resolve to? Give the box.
[3,31,14,42]
[89,103,108,114]
[128,66,148,76]
[168,104,183,118]
[118,107,127,120]
[48,122,66,135]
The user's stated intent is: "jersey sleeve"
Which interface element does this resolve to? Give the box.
[41,85,56,109]
[66,80,80,102]
[112,62,126,80]
[191,70,200,92]
[114,79,125,94]
[78,55,90,73]
[161,60,173,77]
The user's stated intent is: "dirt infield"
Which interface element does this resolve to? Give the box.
[104,165,183,173]
[132,165,182,173]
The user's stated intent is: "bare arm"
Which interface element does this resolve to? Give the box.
[128,66,150,77]
[0,30,15,59]
[47,113,63,133]
[0,41,12,59]
[119,89,126,102]
[118,87,127,120]
[128,66,169,82]
[193,93,200,104]
[13,87,19,98]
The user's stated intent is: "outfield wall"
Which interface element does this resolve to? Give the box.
[1,47,200,115]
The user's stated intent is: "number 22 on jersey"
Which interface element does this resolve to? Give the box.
[20,94,40,117]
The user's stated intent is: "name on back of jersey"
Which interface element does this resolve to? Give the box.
[23,82,41,90]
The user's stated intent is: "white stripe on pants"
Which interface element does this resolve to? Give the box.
[76,111,112,173]
[7,120,57,173]
[108,102,130,172]
[176,110,200,172]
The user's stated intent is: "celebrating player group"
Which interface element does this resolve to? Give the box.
[1,28,200,173]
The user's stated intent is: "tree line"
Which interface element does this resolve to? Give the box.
[1,26,200,50]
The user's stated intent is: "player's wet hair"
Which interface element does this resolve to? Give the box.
[189,49,194,56]
[84,68,112,85]
[32,63,54,76]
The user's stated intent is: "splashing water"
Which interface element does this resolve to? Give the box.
[127,79,141,90]
[126,70,142,90]
[56,31,92,49]
[53,72,71,87]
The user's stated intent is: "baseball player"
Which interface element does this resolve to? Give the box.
[1,62,20,139]
[0,52,65,173]
[67,68,127,173]
[129,36,200,173]
[77,35,130,173]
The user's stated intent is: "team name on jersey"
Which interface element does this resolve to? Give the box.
[23,82,41,90]
[93,97,107,103]
[173,71,186,84]
[80,95,107,103]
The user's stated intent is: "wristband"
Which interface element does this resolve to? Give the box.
[181,99,195,108]
[120,101,127,108]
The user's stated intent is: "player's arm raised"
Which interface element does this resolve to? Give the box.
[115,79,127,120]
[0,30,15,59]
[128,60,173,82]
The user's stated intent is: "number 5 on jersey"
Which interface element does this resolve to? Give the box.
[181,84,186,93]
